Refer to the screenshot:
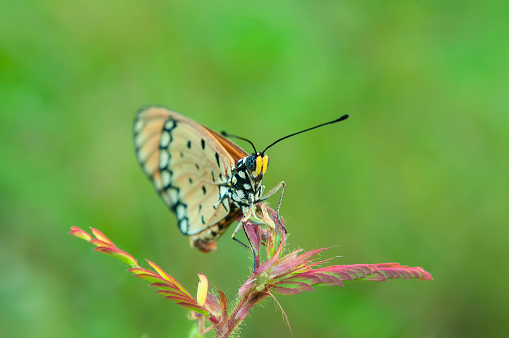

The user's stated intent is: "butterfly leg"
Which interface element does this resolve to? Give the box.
[231,219,258,272]
[231,220,250,251]
[259,181,286,232]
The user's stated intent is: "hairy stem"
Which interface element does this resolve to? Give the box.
[215,290,269,338]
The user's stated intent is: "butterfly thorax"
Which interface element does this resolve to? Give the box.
[227,156,265,217]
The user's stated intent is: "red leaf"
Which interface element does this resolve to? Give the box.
[146,260,192,299]
[150,282,181,292]
[90,228,115,247]
[282,274,324,285]
[272,286,305,295]
[277,249,303,265]
[90,239,115,248]
[285,272,345,286]
[275,281,314,292]
[244,221,261,254]
[93,247,138,266]
[375,264,433,281]
[157,290,194,300]
[204,293,221,317]
[69,226,92,242]
[219,290,228,321]
[255,236,285,276]
[175,302,210,316]
[238,279,256,296]
[165,294,196,304]
[271,248,329,276]
[132,273,168,284]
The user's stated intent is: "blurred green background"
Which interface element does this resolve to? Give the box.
[1,0,508,337]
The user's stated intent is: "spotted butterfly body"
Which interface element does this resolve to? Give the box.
[134,106,270,252]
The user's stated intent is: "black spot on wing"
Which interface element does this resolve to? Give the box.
[187,141,192,149]
[202,186,207,195]
[221,199,228,211]
[215,153,220,168]
[201,139,205,150]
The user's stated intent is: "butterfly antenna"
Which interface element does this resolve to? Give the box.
[221,131,258,154]
[262,114,349,154]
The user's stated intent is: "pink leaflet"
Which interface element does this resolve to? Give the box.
[90,228,115,247]
[69,226,92,242]
[270,248,329,276]
[93,246,138,266]
[146,260,192,299]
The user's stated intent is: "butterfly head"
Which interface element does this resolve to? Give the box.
[245,153,269,178]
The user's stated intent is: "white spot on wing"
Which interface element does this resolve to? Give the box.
[243,183,251,190]
[165,120,175,130]
[168,188,178,202]
[160,150,169,168]
[238,171,246,179]
[161,170,171,187]
[180,218,188,233]
[134,135,144,148]
[160,131,171,147]
[134,119,144,133]
[177,204,186,220]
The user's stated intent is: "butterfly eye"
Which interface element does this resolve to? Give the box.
[245,155,256,171]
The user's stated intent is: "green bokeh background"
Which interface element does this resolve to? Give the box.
[1,0,508,337]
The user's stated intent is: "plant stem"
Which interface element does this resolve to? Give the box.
[215,290,270,338]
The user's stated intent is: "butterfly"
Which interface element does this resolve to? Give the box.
[133,106,348,252]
